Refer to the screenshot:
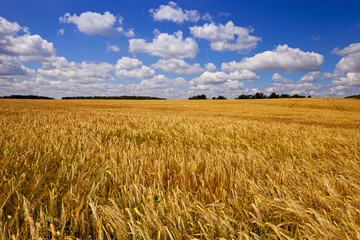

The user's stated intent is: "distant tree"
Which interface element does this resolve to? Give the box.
[212,97,216,100]
[236,94,250,99]
[307,95,312,98]
[291,94,306,98]
[217,95,227,99]
[188,94,207,100]
[253,92,266,99]
[269,92,279,98]
[62,95,166,100]
[344,94,360,99]
[280,94,291,98]
[0,95,54,99]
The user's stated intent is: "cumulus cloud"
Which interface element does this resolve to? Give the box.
[59,11,134,36]
[0,16,21,36]
[332,43,360,55]
[150,1,200,23]
[190,70,259,88]
[222,44,324,72]
[272,73,295,83]
[152,58,204,74]
[124,29,135,37]
[189,79,245,91]
[0,55,35,76]
[135,74,187,89]
[188,70,256,99]
[332,72,360,87]
[129,31,198,59]
[0,16,56,62]
[299,71,334,82]
[106,44,120,52]
[187,76,258,100]
[60,11,119,35]
[335,52,360,73]
[37,56,114,84]
[114,57,155,78]
[190,21,261,53]
[333,43,360,91]
[265,81,329,96]
[201,13,212,21]
[3,34,56,62]
[205,62,217,72]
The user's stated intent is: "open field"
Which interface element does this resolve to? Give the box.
[1,98,360,239]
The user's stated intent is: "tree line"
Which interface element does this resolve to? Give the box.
[0,95,55,99]
[188,92,311,100]
[236,92,311,99]
[62,95,166,100]
[344,94,360,100]
[2,93,360,100]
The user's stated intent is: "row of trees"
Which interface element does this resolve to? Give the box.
[188,92,311,100]
[62,95,166,100]
[188,95,228,100]
[236,92,311,99]
[345,94,360,99]
[0,95,55,99]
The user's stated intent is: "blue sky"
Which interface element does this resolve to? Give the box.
[1,0,359,99]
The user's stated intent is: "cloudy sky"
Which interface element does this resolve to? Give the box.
[1,0,359,99]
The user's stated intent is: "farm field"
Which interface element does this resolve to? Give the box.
[0,98,360,239]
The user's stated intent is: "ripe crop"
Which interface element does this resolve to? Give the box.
[1,98,360,239]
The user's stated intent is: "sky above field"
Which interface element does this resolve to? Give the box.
[1,0,360,99]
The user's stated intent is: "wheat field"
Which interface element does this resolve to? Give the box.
[0,98,360,239]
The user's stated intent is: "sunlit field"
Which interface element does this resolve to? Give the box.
[1,98,360,239]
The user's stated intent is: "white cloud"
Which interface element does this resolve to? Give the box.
[134,74,187,89]
[106,44,120,52]
[272,73,295,83]
[114,57,155,78]
[150,1,200,23]
[336,52,360,73]
[129,31,198,59]
[187,77,258,100]
[114,57,142,69]
[60,11,131,36]
[265,81,329,96]
[37,56,114,84]
[299,71,334,82]
[190,21,261,53]
[205,62,217,72]
[228,70,259,81]
[332,43,360,75]
[57,28,65,36]
[0,16,56,62]
[332,72,360,87]
[124,29,135,37]
[0,16,21,36]
[331,43,360,91]
[332,43,360,55]
[152,58,204,74]
[4,34,56,62]
[188,70,256,99]
[201,13,213,21]
[190,70,259,87]
[189,79,245,91]
[222,44,324,72]
[0,55,35,76]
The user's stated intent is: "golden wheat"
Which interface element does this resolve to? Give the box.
[0,98,360,239]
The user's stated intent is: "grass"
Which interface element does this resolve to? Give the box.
[1,98,360,239]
